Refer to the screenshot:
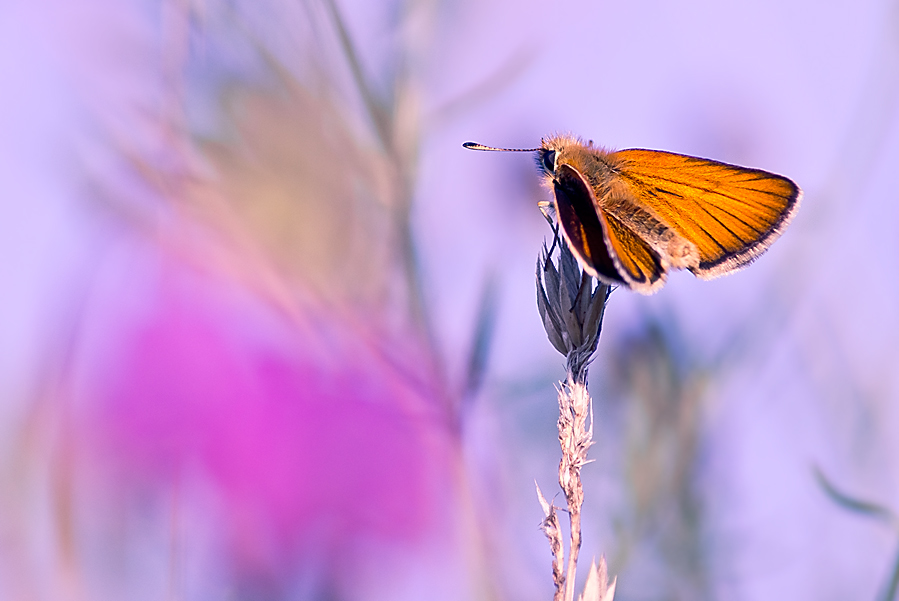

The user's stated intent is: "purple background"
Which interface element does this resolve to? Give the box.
[2,0,898,599]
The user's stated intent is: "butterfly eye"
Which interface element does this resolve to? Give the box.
[542,150,556,172]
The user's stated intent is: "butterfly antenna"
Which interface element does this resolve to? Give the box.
[463,142,541,152]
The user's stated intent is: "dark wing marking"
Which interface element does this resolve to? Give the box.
[554,164,625,285]
[554,163,665,293]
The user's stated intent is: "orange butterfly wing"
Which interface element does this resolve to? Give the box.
[612,149,801,278]
[554,163,664,291]
[602,211,666,291]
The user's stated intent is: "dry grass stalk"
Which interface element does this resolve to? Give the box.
[536,232,616,601]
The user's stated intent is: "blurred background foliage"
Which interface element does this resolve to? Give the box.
[1,0,899,600]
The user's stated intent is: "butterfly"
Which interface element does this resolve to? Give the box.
[464,135,801,294]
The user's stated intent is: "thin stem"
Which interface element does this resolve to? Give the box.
[538,234,611,601]
[565,507,582,601]
[557,377,590,601]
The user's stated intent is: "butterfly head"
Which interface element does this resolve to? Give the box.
[536,135,608,197]
[536,134,599,177]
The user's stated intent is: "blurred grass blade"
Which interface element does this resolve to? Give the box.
[815,466,899,530]
[322,0,392,149]
[878,541,899,601]
[463,274,499,400]
[815,467,899,601]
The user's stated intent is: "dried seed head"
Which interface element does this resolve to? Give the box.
[536,236,611,382]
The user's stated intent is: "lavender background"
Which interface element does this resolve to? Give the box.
[2,0,898,599]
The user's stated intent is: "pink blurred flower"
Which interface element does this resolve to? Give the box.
[89,255,454,588]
